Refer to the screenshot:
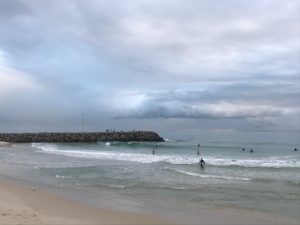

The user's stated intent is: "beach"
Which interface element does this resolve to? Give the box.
[0,142,172,225]
[0,133,299,225]
[1,0,299,223]
[1,178,297,225]
[0,179,172,225]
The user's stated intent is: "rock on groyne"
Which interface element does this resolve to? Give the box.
[0,131,164,143]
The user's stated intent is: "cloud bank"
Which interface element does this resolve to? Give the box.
[0,0,299,132]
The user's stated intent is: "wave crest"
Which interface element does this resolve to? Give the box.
[32,143,300,168]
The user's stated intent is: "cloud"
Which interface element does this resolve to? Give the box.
[0,0,299,132]
[0,62,44,103]
[0,0,31,18]
[115,90,290,119]
[120,102,285,120]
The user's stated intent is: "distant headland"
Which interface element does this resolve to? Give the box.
[0,131,164,143]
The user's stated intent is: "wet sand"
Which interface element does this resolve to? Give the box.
[1,178,297,225]
[0,143,298,225]
[0,179,172,225]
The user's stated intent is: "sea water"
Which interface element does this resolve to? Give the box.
[0,131,299,220]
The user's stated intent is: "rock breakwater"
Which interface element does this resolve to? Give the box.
[0,131,164,143]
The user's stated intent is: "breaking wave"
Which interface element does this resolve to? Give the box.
[171,169,251,181]
[32,143,300,168]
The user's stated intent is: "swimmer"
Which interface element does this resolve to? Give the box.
[199,158,205,169]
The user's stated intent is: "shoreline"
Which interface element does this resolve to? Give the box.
[0,178,173,225]
[1,175,297,225]
[1,143,299,225]
[0,141,12,146]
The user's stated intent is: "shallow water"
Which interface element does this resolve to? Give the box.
[0,131,299,220]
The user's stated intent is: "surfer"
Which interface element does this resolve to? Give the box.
[197,144,200,156]
[199,158,205,169]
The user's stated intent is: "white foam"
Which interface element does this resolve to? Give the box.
[164,138,176,142]
[206,157,300,168]
[173,169,250,181]
[109,185,126,189]
[32,143,300,168]
[55,175,72,179]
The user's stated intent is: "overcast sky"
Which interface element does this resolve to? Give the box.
[0,0,299,134]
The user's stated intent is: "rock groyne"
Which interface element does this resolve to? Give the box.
[0,131,164,143]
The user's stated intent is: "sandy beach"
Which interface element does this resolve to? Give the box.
[1,177,297,225]
[0,179,172,225]
[0,142,299,225]
[1,0,299,223]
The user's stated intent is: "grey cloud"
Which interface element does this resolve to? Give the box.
[116,87,289,120]
[121,103,284,120]
[116,80,299,131]
[125,80,300,107]
[0,0,299,132]
[1,0,298,83]
[0,0,31,18]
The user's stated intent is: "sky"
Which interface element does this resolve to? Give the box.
[0,0,299,135]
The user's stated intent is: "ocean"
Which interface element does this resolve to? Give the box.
[0,131,299,222]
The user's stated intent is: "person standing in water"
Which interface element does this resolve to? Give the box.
[199,158,205,169]
[152,144,158,155]
[197,144,200,156]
